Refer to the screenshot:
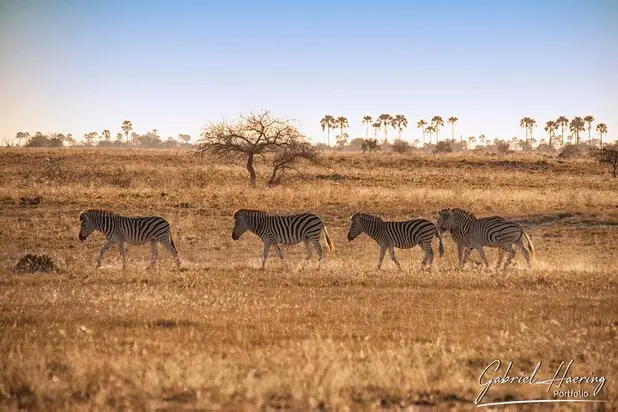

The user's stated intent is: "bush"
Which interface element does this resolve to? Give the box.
[433,141,453,154]
[391,139,410,154]
[14,254,58,274]
[590,144,618,177]
[559,144,589,159]
[361,139,381,153]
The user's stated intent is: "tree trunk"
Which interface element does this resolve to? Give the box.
[452,124,455,141]
[561,125,565,145]
[327,128,331,146]
[588,126,591,145]
[246,153,256,187]
[365,123,369,138]
[268,164,280,186]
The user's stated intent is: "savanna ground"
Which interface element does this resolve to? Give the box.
[0,148,616,411]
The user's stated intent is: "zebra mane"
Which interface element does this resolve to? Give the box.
[80,209,118,220]
[233,208,267,219]
[451,208,476,219]
[352,213,383,222]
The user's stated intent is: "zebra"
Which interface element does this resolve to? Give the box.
[78,209,181,270]
[232,209,334,269]
[436,208,534,268]
[347,213,444,269]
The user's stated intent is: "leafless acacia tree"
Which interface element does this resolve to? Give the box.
[195,111,320,187]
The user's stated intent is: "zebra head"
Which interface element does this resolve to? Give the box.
[232,209,265,240]
[347,213,369,241]
[78,210,96,241]
[437,209,455,232]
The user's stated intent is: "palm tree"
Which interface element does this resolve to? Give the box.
[520,117,529,142]
[596,123,608,147]
[584,115,595,144]
[115,132,123,142]
[468,135,477,147]
[392,114,408,140]
[544,120,557,146]
[376,114,393,142]
[569,117,586,144]
[335,116,349,142]
[372,122,381,138]
[15,131,30,146]
[320,115,336,146]
[425,125,436,144]
[362,115,373,138]
[528,118,537,143]
[431,116,444,143]
[447,116,458,141]
[479,134,487,146]
[556,116,569,145]
[121,120,133,144]
[102,129,111,142]
[417,119,427,145]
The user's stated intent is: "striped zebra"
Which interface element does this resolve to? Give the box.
[78,209,181,269]
[232,209,334,269]
[347,213,444,269]
[437,208,534,268]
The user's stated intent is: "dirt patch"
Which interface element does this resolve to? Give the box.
[13,254,58,274]
[516,212,618,228]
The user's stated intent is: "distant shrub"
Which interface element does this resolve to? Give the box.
[14,254,57,274]
[391,139,410,154]
[536,143,557,155]
[433,141,453,154]
[559,144,589,159]
[362,139,381,154]
[496,141,512,154]
[590,144,618,177]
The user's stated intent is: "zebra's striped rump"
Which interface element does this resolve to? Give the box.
[232,208,333,269]
[79,209,181,269]
[437,208,534,268]
[348,213,444,268]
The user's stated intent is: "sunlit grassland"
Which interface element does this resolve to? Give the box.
[0,148,616,410]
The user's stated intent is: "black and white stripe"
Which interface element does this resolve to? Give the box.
[78,209,181,269]
[232,209,334,269]
[347,213,444,269]
[437,208,534,268]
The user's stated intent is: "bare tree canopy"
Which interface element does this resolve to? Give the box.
[195,111,321,187]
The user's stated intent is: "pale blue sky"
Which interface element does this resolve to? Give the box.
[1,0,617,144]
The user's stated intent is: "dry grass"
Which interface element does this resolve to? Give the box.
[0,148,616,411]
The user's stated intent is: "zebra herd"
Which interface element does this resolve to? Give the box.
[78,207,535,270]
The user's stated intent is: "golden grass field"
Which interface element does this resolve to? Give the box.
[0,148,616,411]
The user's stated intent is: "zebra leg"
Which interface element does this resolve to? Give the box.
[261,243,271,270]
[457,243,465,265]
[313,240,324,265]
[275,244,288,267]
[119,241,127,270]
[425,244,435,266]
[96,240,113,268]
[162,238,181,267]
[377,246,387,270]
[389,247,402,270]
[475,246,490,268]
[504,245,517,267]
[496,248,506,269]
[303,239,313,262]
[517,237,532,267]
[147,241,158,270]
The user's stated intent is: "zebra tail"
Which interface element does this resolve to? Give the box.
[323,226,335,253]
[523,231,535,256]
[436,228,445,257]
[170,232,177,251]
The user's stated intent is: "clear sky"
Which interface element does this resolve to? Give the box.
[1,0,617,144]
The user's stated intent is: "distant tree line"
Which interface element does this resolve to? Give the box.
[12,120,193,148]
[320,113,610,151]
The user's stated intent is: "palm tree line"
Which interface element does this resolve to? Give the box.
[525,115,608,147]
[321,113,456,146]
[321,113,609,148]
